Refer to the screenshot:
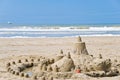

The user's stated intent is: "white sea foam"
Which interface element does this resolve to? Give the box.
[0,34,120,38]
[0,26,120,38]
[0,26,120,31]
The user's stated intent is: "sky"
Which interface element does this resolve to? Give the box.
[0,0,120,24]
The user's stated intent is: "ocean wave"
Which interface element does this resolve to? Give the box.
[0,34,120,38]
[0,26,120,38]
[0,26,120,31]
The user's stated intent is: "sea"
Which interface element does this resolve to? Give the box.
[0,23,120,38]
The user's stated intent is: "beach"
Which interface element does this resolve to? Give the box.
[0,36,120,80]
[1,0,120,79]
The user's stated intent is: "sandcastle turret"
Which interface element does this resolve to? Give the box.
[54,49,64,62]
[53,65,59,72]
[47,65,52,72]
[6,62,11,68]
[42,64,47,71]
[24,73,29,78]
[60,49,63,54]
[99,54,102,59]
[67,52,71,58]
[74,36,88,55]
[49,58,54,64]
[15,71,19,75]
[25,59,28,62]
[18,60,22,63]
[77,36,82,42]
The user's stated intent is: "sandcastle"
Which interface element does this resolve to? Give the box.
[6,36,120,80]
[74,36,88,55]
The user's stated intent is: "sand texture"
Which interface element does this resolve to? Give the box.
[1,37,120,80]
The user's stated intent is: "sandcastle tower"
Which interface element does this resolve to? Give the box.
[74,36,88,55]
[72,36,94,68]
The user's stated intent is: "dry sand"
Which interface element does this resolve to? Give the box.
[0,36,120,80]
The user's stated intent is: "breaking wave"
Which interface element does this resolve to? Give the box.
[0,25,120,38]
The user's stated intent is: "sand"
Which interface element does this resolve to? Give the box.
[0,36,120,80]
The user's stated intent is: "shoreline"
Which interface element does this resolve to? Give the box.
[1,35,120,38]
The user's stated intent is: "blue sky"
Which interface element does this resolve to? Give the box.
[0,0,120,24]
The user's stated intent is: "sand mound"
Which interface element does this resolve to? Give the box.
[52,52,75,72]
